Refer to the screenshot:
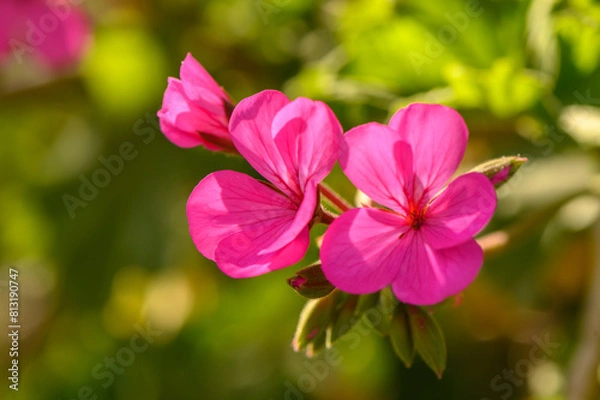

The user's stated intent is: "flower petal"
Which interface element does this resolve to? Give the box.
[392,235,483,305]
[158,78,230,149]
[271,98,342,192]
[215,226,309,278]
[321,208,409,294]
[339,122,413,213]
[187,170,309,277]
[180,53,231,115]
[422,172,497,249]
[0,0,90,69]
[259,181,318,254]
[229,90,302,198]
[388,103,468,204]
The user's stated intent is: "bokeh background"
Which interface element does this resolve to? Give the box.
[1,0,600,399]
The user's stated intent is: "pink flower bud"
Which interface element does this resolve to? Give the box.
[157,53,236,152]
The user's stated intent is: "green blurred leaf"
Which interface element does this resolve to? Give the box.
[556,4,600,75]
[559,105,600,147]
[526,0,560,77]
[83,27,167,117]
[486,58,543,117]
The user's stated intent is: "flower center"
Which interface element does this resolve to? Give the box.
[408,207,426,231]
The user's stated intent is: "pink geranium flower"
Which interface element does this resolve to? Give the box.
[187,90,342,277]
[157,53,235,151]
[320,104,497,305]
[0,0,91,70]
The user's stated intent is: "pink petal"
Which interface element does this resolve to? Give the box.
[271,98,342,192]
[180,53,231,116]
[0,2,18,60]
[339,122,413,213]
[229,90,302,199]
[0,0,91,69]
[260,181,318,254]
[320,208,410,294]
[215,225,309,278]
[388,103,468,205]
[422,172,497,249]
[391,235,483,305]
[158,78,230,149]
[186,170,309,277]
[30,0,91,69]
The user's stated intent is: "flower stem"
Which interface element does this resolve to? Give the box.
[314,205,337,225]
[318,182,352,213]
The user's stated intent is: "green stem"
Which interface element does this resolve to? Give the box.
[314,205,337,225]
[318,182,352,213]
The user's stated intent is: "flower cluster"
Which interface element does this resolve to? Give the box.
[158,53,499,306]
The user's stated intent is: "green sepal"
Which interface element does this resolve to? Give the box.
[355,292,381,316]
[292,293,336,356]
[373,287,399,336]
[407,305,447,379]
[389,304,416,367]
[328,292,360,345]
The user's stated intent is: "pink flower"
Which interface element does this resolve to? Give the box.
[0,0,91,70]
[320,104,497,305]
[157,53,235,151]
[186,90,342,277]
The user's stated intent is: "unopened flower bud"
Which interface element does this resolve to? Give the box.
[287,263,335,299]
[470,156,528,188]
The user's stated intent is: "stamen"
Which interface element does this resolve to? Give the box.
[408,206,426,231]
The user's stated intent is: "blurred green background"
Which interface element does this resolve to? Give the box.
[1,0,600,399]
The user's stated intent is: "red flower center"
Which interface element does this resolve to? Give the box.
[407,206,426,231]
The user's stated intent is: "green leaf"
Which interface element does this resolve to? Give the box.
[407,305,447,378]
[389,304,415,367]
[288,263,335,299]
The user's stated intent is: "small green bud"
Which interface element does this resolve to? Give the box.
[288,263,335,299]
[470,155,528,188]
